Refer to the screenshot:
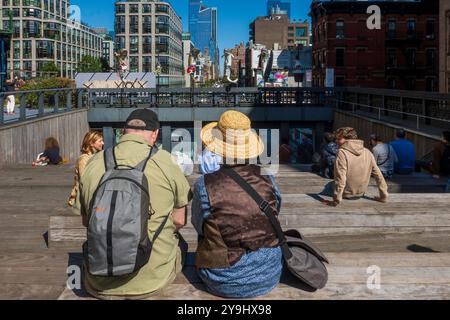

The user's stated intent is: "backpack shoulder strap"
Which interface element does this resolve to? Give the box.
[104,148,117,172]
[221,167,293,260]
[135,146,159,172]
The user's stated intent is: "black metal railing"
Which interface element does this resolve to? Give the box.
[87,87,338,109]
[335,87,450,130]
[0,88,88,126]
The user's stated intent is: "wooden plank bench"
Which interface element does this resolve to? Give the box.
[49,194,450,252]
[57,252,450,300]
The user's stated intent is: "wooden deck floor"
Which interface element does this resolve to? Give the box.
[1,164,449,300]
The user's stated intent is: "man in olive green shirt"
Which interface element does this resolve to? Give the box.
[73,109,192,300]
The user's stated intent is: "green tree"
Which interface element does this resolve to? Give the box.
[77,55,102,73]
[41,62,60,77]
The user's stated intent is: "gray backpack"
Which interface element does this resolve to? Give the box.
[83,147,169,277]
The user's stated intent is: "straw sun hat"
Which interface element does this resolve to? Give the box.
[200,110,264,160]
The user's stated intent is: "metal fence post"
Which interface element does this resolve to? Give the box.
[0,95,4,125]
[53,91,59,113]
[66,90,72,110]
[20,93,26,121]
[38,92,44,117]
[77,90,84,109]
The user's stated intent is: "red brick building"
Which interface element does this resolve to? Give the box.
[224,42,246,78]
[310,0,439,91]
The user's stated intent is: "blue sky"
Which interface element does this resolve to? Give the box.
[72,0,312,52]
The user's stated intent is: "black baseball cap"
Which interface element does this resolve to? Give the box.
[125,109,160,131]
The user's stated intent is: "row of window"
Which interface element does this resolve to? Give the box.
[313,48,437,68]
[312,76,437,91]
[116,3,170,15]
[115,35,182,57]
[313,18,436,43]
[3,19,102,49]
[127,56,183,75]
[2,0,68,19]
[10,39,100,60]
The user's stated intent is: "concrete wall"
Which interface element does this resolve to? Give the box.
[0,110,89,166]
[333,110,441,160]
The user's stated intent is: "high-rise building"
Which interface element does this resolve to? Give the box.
[267,0,291,19]
[93,29,115,72]
[188,0,219,79]
[115,0,184,87]
[0,0,103,79]
[250,14,310,50]
[439,0,450,93]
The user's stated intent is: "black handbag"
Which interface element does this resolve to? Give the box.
[222,167,329,290]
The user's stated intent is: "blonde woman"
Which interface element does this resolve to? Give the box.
[68,131,104,207]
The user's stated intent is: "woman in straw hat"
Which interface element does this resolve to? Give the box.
[191,110,283,298]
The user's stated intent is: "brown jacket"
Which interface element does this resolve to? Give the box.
[334,140,388,203]
[196,165,279,269]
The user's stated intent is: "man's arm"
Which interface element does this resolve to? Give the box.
[172,206,187,231]
[370,153,389,201]
[333,151,348,204]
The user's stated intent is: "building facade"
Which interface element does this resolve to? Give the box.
[250,14,310,50]
[115,0,184,87]
[223,42,246,80]
[310,0,439,91]
[182,32,194,87]
[267,0,291,19]
[439,0,450,93]
[93,28,115,71]
[188,0,219,79]
[0,0,103,79]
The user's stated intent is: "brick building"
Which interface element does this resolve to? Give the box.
[224,42,246,79]
[310,0,439,91]
[250,14,310,50]
[439,0,450,93]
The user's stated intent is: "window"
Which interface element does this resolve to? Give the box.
[388,20,396,39]
[388,78,396,89]
[407,19,416,38]
[426,78,436,92]
[142,16,151,33]
[426,49,435,68]
[336,48,345,67]
[295,27,306,37]
[406,78,415,90]
[406,48,416,67]
[129,16,139,34]
[335,76,345,87]
[130,37,139,54]
[426,19,435,39]
[388,49,397,68]
[129,5,139,14]
[336,20,345,39]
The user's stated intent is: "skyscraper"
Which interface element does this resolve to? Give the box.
[188,0,219,79]
[267,0,291,19]
[114,1,184,87]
